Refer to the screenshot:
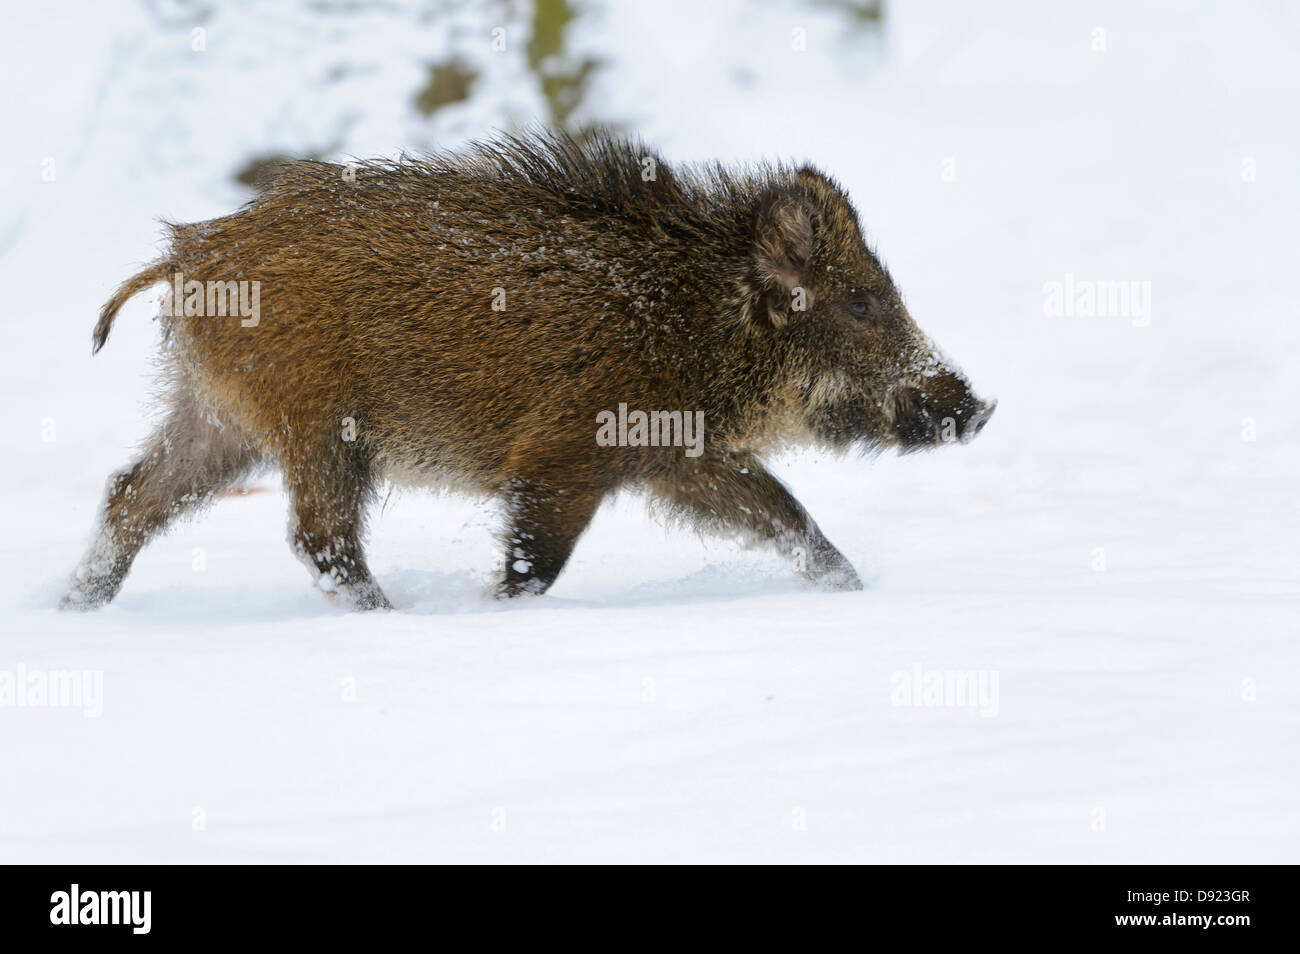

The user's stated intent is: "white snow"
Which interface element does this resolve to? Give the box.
[0,0,1296,862]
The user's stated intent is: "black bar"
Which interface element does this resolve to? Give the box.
[0,865,1284,941]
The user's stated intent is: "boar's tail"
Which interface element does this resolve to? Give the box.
[92,261,173,354]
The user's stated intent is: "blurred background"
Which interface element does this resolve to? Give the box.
[3,0,889,225]
[1,1,1297,862]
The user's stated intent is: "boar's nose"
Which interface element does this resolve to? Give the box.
[962,398,997,443]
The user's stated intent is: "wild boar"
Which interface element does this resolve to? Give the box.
[62,131,994,610]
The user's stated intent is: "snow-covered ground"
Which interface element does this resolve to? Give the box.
[1,0,1296,862]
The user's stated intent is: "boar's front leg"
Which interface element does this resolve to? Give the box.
[651,453,863,591]
[495,471,605,599]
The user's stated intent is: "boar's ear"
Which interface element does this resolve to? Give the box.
[750,186,815,329]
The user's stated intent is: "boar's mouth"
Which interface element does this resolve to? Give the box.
[889,384,996,452]
[890,386,938,450]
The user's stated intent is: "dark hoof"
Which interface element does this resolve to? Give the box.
[492,577,548,600]
[330,580,392,611]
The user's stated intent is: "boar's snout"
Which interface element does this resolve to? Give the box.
[965,397,997,441]
[890,371,996,451]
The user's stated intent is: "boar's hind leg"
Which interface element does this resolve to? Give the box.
[283,442,390,611]
[651,454,863,591]
[61,396,261,610]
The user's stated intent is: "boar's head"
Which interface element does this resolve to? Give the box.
[742,167,995,454]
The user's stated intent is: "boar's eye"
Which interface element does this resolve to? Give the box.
[848,294,881,321]
[847,291,884,324]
